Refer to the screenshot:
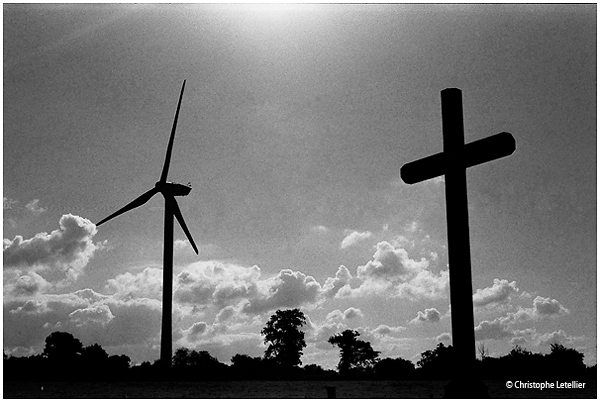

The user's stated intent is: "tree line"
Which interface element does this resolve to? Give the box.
[4,308,596,382]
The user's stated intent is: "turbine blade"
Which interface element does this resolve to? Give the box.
[159,80,186,183]
[97,188,159,226]
[171,197,199,255]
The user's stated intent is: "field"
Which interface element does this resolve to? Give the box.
[4,380,596,398]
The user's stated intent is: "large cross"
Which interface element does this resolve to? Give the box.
[401,88,516,375]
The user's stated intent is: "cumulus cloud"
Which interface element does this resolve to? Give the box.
[25,199,47,215]
[215,305,237,323]
[411,307,441,324]
[357,242,429,280]
[349,242,448,300]
[106,267,163,300]
[4,291,163,354]
[473,279,519,307]
[509,328,583,348]
[322,265,352,299]
[535,329,580,347]
[326,307,364,322]
[4,271,50,296]
[436,333,452,344]
[181,321,232,344]
[343,307,363,320]
[242,269,322,314]
[175,262,261,307]
[173,262,323,316]
[340,230,372,249]
[474,318,514,341]
[69,304,114,326]
[308,321,347,350]
[3,214,102,283]
[182,321,209,341]
[9,299,48,315]
[532,296,569,317]
[500,295,569,323]
[372,324,406,337]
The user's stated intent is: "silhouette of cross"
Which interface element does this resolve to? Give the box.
[401,88,515,375]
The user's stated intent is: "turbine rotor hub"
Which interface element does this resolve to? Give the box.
[155,181,192,197]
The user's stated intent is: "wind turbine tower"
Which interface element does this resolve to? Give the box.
[96,80,198,369]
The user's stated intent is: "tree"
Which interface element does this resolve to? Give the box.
[82,343,109,362]
[107,354,131,371]
[172,348,228,379]
[374,357,415,380]
[43,332,83,361]
[328,329,380,375]
[477,342,489,361]
[548,343,585,374]
[261,309,307,367]
[416,343,455,378]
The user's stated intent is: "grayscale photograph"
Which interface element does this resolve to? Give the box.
[3,3,596,398]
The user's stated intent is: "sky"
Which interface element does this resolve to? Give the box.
[3,3,597,368]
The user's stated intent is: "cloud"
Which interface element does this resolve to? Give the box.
[214,306,234,322]
[106,267,163,300]
[474,318,514,341]
[348,242,448,300]
[174,262,261,307]
[436,333,452,344]
[357,242,429,281]
[535,329,581,347]
[372,324,406,337]
[174,239,192,251]
[307,321,347,350]
[242,269,322,314]
[322,265,352,299]
[25,199,47,215]
[180,321,232,344]
[3,197,18,210]
[473,278,519,307]
[311,225,328,233]
[176,331,265,363]
[3,214,102,283]
[340,230,372,249]
[174,240,222,258]
[343,307,363,320]
[500,295,569,323]
[9,299,48,315]
[3,291,163,354]
[183,321,208,341]
[326,307,364,322]
[4,271,50,296]
[173,261,324,316]
[69,304,114,326]
[532,296,569,317]
[410,307,441,324]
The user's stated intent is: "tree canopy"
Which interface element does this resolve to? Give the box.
[261,309,307,367]
[43,331,83,361]
[328,329,380,375]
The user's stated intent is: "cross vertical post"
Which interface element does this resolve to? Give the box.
[400,88,515,395]
[441,88,476,371]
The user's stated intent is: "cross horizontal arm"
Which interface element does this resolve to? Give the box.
[400,132,515,184]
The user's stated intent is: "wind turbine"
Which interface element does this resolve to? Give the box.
[96,80,198,369]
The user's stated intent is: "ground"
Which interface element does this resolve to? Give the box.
[3,380,597,398]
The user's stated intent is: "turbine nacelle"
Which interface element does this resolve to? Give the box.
[155,181,192,197]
